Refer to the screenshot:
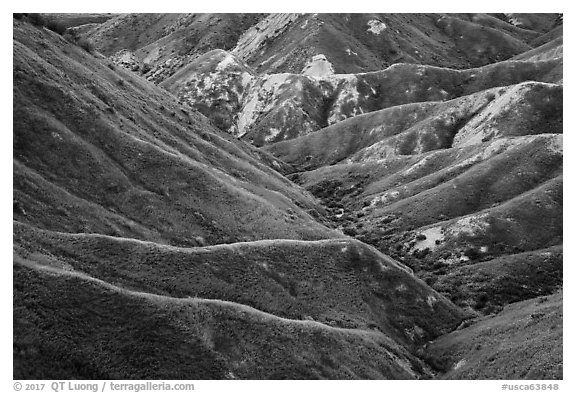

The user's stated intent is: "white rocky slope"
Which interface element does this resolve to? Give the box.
[162,48,562,147]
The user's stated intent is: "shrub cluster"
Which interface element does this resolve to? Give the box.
[76,37,95,53]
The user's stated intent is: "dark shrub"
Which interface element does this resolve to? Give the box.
[343,227,357,237]
[417,248,431,259]
[77,37,95,53]
[464,247,482,260]
[474,293,489,310]
[27,13,45,26]
[45,19,67,35]
[432,260,446,270]
[141,63,151,74]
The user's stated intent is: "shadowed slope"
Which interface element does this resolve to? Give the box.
[513,36,563,62]
[13,19,336,247]
[165,54,560,144]
[82,13,552,80]
[14,222,465,348]
[266,81,561,168]
[290,135,562,276]
[13,14,563,381]
[424,291,562,379]
[86,13,560,144]
[14,257,429,380]
[13,219,471,379]
[432,246,562,314]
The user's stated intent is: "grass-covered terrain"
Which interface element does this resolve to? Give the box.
[82,13,560,78]
[288,134,562,274]
[13,13,563,380]
[13,19,337,248]
[431,246,562,314]
[13,17,463,380]
[14,259,430,380]
[86,13,561,143]
[424,291,563,379]
[266,81,561,168]
[163,52,561,144]
[257,18,563,378]
[77,13,264,82]
[14,222,465,347]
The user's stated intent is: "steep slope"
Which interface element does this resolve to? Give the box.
[432,246,562,313]
[77,13,561,144]
[13,217,466,379]
[165,54,560,144]
[266,81,562,167]
[82,13,264,58]
[530,25,563,47]
[286,133,562,274]
[14,17,469,380]
[83,13,553,81]
[260,19,563,295]
[424,291,562,379]
[14,222,465,349]
[13,14,563,381]
[159,49,256,133]
[261,29,562,333]
[512,36,563,63]
[229,13,546,74]
[433,15,531,65]
[13,19,336,247]
[78,14,185,55]
[21,13,116,31]
[82,13,264,82]
[14,256,429,380]
[504,13,561,33]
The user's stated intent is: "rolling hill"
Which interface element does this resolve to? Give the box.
[424,291,562,379]
[13,13,563,380]
[14,15,466,380]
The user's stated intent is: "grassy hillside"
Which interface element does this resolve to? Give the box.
[266,82,561,168]
[290,136,562,279]
[81,13,553,81]
[229,13,548,74]
[424,291,562,379]
[14,219,470,379]
[432,246,562,314]
[14,259,430,380]
[513,36,563,62]
[84,13,264,58]
[14,222,465,347]
[80,13,264,83]
[255,58,559,147]
[13,19,337,247]
[13,14,563,381]
[71,13,561,145]
[13,17,467,380]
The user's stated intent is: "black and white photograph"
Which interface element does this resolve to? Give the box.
[10,5,567,389]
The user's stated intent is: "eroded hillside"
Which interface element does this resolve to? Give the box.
[13,13,563,380]
[14,16,466,380]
